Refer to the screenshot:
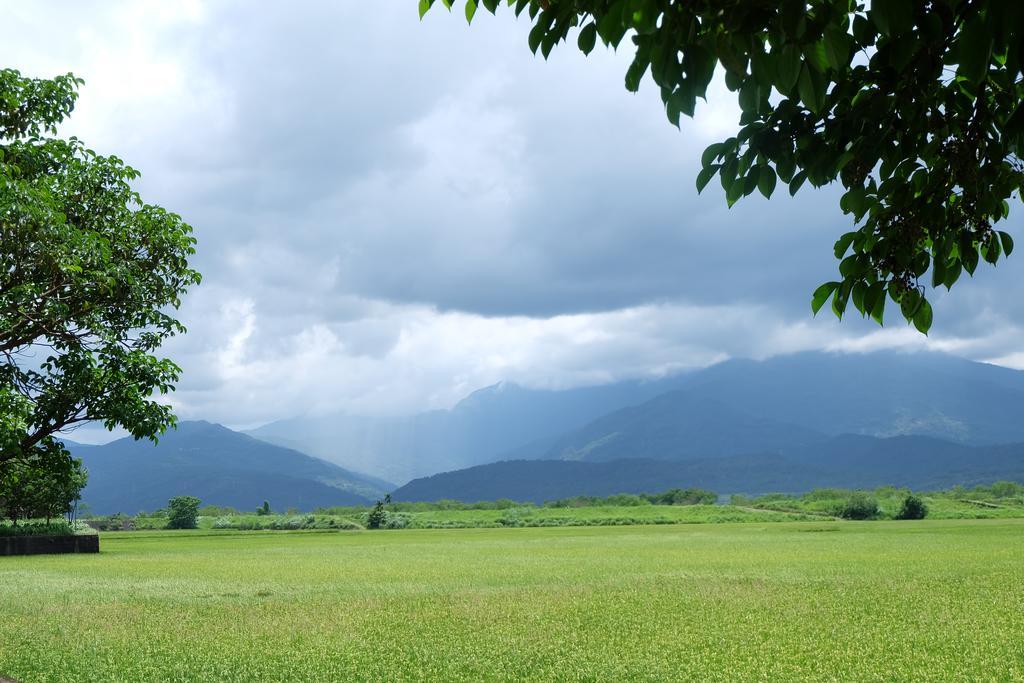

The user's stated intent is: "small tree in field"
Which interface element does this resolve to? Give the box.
[895,494,928,520]
[838,491,880,520]
[366,500,386,529]
[257,500,271,516]
[166,496,201,529]
[0,449,86,526]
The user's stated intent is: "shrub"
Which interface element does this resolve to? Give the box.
[166,496,201,529]
[384,512,412,529]
[212,517,235,529]
[0,520,74,537]
[895,494,928,520]
[838,492,880,520]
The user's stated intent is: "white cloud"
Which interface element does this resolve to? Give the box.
[5,0,1022,439]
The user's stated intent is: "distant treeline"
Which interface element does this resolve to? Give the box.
[732,481,1024,520]
[83,481,1023,522]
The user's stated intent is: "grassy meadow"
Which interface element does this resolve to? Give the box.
[2,519,1023,682]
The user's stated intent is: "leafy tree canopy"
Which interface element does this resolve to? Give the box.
[167,495,201,529]
[421,0,1023,333]
[0,69,200,474]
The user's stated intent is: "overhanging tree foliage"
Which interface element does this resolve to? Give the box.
[0,69,200,511]
[421,0,1023,333]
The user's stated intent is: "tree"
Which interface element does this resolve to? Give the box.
[366,500,387,529]
[0,448,86,526]
[895,493,928,519]
[838,491,879,519]
[166,495,201,529]
[422,1,1023,332]
[0,69,200,495]
[257,500,272,516]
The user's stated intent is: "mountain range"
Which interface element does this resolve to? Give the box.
[392,436,1024,503]
[69,421,389,514]
[67,351,1024,510]
[248,374,695,483]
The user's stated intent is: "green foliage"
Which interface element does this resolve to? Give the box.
[257,500,271,516]
[166,496,201,530]
[986,480,1024,499]
[744,484,1024,520]
[837,492,880,520]
[366,500,387,529]
[421,1,1024,333]
[0,520,73,537]
[895,493,929,520]
[0,68,200,500]
[544,487,717,507]
[0,445,86,525]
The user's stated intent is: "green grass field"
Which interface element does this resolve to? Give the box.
[2,520,1023,682]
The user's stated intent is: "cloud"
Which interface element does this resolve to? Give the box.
[4,0,1022,437]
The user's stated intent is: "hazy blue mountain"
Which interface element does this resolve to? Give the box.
[250,351,1024,484]
[679,351,1024,444]
[248,374,694,483]
[514,351,1024,463]
[392,436,1024,503]
[68,421,386,514]
[543,392,825,461]
[392,456,829,503]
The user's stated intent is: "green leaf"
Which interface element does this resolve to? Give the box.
[418,0,431,19]
[999,231,1014,256]
[823,26,852,70]
[577,22,598,55]
[942,259,963,289]
[528,22,545,54]
[726,177,744,207]
[982,233,1002,264]
[851,280,866,314]
[811,281,839,314]
[776,156,795,183]
[695,165,717,193]
[957,14,993,86]
[869,289,886,325]
[863,282,885,324]
[832,280,851,318]
[871,0,913,37]
[701,142,724,168]
[963,244,980,275]
[789,170,807,196]
[775,45,802,93]
[738,80,759,113]
[913,298,933,334]
[464,0,476,23]
[797,64,825,114]
[833,232,856,259]
[757,165,777,198]
[931,255,947,288]
[804,41,829,73]
[625,57,648,92]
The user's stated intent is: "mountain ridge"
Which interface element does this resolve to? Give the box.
[69,421,388,514]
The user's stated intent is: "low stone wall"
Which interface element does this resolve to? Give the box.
[0,534,99,556]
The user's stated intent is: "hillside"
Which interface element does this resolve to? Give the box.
[393,435,1024,503]
[249,374,693,483]
[68,422,387,514]
[544,392,825,461]
[251,352,1024,483]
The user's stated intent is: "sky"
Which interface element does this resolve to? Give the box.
[5,1,1023,439]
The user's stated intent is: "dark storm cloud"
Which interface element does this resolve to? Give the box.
[4,0,1022,430]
